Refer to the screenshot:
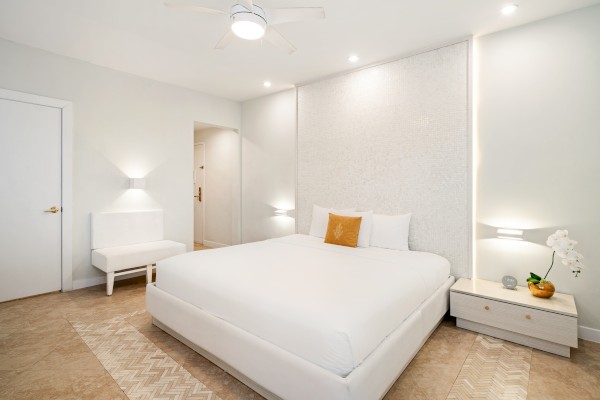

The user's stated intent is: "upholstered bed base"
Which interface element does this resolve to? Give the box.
[146,276,455,400]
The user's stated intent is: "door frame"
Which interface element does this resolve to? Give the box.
[0,88,73,292]
[193,142,205,245]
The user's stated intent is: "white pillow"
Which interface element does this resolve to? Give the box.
[309,205,355,238]
[330,210,373,248]
[370,213,411,251]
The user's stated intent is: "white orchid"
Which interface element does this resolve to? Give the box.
[546,231,575,252]
[565,250,583,261]
[545,230,584,278]
[529,230,584,292]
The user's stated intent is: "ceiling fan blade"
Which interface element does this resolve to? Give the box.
[239,0,254,11]
[263,27,296,54]
[268,7,325,26]
[164,3,226,15]
[214,30,235,50]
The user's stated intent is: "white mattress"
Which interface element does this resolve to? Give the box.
[155,234,450,377]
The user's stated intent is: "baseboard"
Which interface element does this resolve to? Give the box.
[203,240,230,249]
[578,325,600,343]
[72,271,146,290]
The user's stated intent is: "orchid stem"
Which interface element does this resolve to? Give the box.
[544,251,555,280]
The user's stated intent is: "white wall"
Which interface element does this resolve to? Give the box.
[476,5,600,333]
[194,127,241,247]
[241,89,297,243]
[0,38,241,288]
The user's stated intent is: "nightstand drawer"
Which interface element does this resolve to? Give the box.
[451,292,577,347]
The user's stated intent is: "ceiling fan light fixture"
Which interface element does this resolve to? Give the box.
[231,4,267,40]
[501,4,519,15]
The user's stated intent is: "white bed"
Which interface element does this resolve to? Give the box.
[146,234,454,399]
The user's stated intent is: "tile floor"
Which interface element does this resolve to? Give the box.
[0,276,599,399]
[194,242,212,251]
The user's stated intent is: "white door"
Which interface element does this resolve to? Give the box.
[0,98,62,302]
[193,144,205,245]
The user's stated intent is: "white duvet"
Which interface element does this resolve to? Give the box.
[155,234,450,377]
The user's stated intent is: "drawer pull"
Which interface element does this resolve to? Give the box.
[525,314,531,320]
[484,305,490,311]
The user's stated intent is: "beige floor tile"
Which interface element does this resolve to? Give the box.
[407,363,462,400]
[9,369,126,400]
[573,339,600,368]
[385,321,475,400]
[534,346,599,373]
[0,301,75,334]
[385,353,463,400]
[2,278,600,400]
[412,329,476,365]
[431,320,478,343]
[0,326,77,370]
[65,298,145,323]
[0,305,30,333]
[29,335,105,371]
[0,370,19,397]
[384,368,430,400]
[527,368,599,400]
[0,382,15,398]
[528,348,600,399]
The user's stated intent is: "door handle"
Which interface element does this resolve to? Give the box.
[194,187,202,202]
[44,206,60,213]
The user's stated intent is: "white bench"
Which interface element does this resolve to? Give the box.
[91,210,186,295]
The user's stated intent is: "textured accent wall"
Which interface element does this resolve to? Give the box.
[297,41,471,277]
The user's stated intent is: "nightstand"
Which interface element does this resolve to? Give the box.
[450,278,578,357]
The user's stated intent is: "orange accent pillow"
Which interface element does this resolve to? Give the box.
[324,213,362,248]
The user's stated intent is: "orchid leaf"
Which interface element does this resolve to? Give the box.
[530,272,542,281]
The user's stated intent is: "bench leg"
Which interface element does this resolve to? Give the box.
[146,264,153,284]
[107,272,115,296]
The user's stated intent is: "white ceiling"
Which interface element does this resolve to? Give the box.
[0,0,598,101]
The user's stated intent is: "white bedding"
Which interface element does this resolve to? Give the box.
[155,234,450,377]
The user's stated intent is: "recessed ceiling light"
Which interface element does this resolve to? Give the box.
[501,4,519,15]
[263,81,272,88]
[348,54,359,63]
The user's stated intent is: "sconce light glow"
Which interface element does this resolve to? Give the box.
[129,178,146,190]
[497,228,523,235]
[501,4,519,15]
[274,209,289,217]
[263,80,272,88]
[497,228,523,240]
[348,54,359,63]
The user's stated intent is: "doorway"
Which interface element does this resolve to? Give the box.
[193,143,205,248]
[0,88,73,301]
[193,122,241,249]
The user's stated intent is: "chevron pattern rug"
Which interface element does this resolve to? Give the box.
[446,334,532,400]
[72,311,220,400]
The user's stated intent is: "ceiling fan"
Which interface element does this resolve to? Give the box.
[164,1,325,54]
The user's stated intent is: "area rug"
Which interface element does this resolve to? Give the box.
[446,334,532,400]
[72,311,220,400]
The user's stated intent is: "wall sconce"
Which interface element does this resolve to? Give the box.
[497,228,523,240]
[129,178,146,190]
[274,209,289,217]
